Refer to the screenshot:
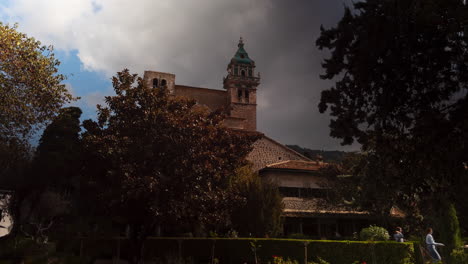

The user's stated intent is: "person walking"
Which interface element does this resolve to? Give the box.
[426,228,444,263]
[393,227,404,242]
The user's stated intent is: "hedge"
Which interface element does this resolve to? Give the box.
[64,237,416,264]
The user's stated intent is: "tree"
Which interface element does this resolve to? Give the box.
[1,23,75,234]
[434,203,463,263]
[31,107,83,191]
[81,69,259,263]
[230,166,283,237]
[316,0,468,229]
[2,107,82,240]
[0,23,74,139]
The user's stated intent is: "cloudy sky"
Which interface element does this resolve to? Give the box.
[0,0,357,151]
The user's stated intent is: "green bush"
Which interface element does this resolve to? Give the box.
[288,233,309,239]
[0,236,55,259]
[359,225,390,241]
[273,256,299,264]
[52,237,415,264]
[307,240,413,264]
[450,248,468,264]
[308,257,330,264]
[409,241,424,264]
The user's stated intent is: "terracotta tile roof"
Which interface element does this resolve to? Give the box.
[389,206,406,218]
[282,197,405,218]
[264,160,327,171]
[282,197,368,217]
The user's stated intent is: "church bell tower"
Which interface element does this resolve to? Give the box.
[223,37,260,131]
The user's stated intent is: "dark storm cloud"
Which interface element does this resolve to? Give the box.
[5,0,358,151]
[241,1,358,151]
[171,1,358,151]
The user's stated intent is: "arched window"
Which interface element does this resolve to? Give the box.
[238,89,243,102]
[234,67,238,76]
[161,79,167,87]
[241,70,246,77]
[153,78,159,88]
[245,90,249,103]
[248,68,253,77]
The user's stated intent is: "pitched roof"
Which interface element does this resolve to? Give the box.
[262,135,312,161]
[231,37,255,65]
[282,197,405,218]
[264,160,327,172]
[282,197,368,217]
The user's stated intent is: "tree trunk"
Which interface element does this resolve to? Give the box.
[5,192,25,238]
[128,224,147,264]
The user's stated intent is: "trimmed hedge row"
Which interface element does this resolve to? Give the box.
[71,237,416,264]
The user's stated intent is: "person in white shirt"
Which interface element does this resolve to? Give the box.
[426,228,444,263]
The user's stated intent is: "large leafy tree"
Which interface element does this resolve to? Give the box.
[0,24,74,228]
[0,23,73,139]
[317,0,468,232]
[2,107,82,240]
[32,107,83,191]
[81,69,259,263]
[230,166,283,237]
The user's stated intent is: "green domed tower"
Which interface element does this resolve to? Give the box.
[223,37,260,131]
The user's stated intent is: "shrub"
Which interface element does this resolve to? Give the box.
[230,167,283,237]
[273,256,299,264]
[58,237,416,264]
[288,233,309,239]
[360,225,390,241]
[450,248,468,264]
[308,257,330,264]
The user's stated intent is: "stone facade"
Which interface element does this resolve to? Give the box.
[143,71,176,93]
[143,38,260,132]
[174,85,227,112]
[140,38,380,238]
[260,169,327,189]
[142,38,311,171]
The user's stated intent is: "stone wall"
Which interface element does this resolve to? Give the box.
[174,85,228,111]
[230,102,256,131]
[261,170,326,188]
[143,71,176,93]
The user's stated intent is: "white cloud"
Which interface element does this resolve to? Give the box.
[4,0,272,86]
[84,91,106,109]
[64,83,75,97]
[2,0,359,150]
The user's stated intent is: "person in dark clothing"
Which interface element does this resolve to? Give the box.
[393,227,404,242]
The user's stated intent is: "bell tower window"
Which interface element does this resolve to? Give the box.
[153,78,159,88]
[161,79,167,87]
[245,90,249,103]
[238,89,243,102]
[234,67,238,76]
[241,70,246,77]
[248,68,253,77]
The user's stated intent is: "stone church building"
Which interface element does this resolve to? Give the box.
[143,38,375,238]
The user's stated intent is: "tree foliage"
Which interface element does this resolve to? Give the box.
[434,203,463,263]
[32,107,83,191]
[316,0,468,226]
[230,166,283,237]
[359,225,390,241]
[81,69,259,261]
[3,107,82,241]
[0,23,74,139]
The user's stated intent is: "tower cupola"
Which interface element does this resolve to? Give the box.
[223,37,260,131]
